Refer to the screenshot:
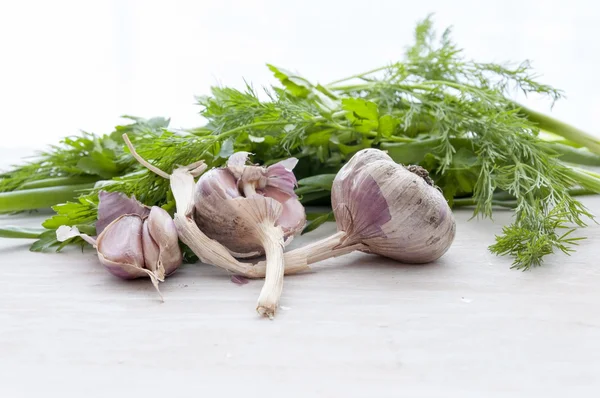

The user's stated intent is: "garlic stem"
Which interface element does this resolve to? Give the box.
[242,182,257,197]
[295,231,347,263]
[251,232,368,276]
[255,223,285,319]
[174,214,262,277]
[282,232,368,268]
[122,134,171,180]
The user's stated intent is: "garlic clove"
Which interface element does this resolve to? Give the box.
[194,192,269,255]
[332,160,393,243]
[96,214,147,279]
[141,220,160,276]
[260,185,292,203]
[276,196,306,237]
[96,191,150,235]
[227,151,252,179]
[143,206,183,279]
[265,159,299,198]
[96,213,165,300]
[195,168,241,200]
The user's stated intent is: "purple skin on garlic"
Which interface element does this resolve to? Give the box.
[96,191,150,235]
[333,148,395,242]
[336,172,392,244]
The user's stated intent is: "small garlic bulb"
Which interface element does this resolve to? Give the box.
[194,153,305,256]
[57,191,183,300]
[331,148,456,263]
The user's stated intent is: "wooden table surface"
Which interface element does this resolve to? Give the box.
[1,198,599,397]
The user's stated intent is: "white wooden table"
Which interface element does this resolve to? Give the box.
[1,197,599,397]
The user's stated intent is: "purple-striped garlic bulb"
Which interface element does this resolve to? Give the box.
[331,148,455,263]
[56,191,182,300]
[193,152,306,318]
[282,148,455,269]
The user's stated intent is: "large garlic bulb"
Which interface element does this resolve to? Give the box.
[277,148,456,272]
[331,148,456,263]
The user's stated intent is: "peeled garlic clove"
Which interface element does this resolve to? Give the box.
[96,191,150,235]
[142,206,183,279]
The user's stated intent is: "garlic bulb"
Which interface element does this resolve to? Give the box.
[280,148,455,268]
[331,148,455,263]
[193,153,306,317]
[56,191,183,300]
[194,153,305,256]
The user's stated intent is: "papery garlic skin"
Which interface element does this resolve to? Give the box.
[96,191,150,235]
[331,148,456,264]
[142,206,183,279]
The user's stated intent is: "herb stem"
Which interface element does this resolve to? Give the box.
[0,184,94,213]
[217,121,294,140]
[565,166,600,192]
[18,175,101,190]
[0,226,45,239]
[544,143,600,166]
[518,105,600,155]
[326,65,393,86]
[452,198,518,209]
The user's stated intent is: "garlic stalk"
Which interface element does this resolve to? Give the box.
[56,191,183,301]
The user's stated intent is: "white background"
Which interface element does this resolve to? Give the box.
[0,0,598,158]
